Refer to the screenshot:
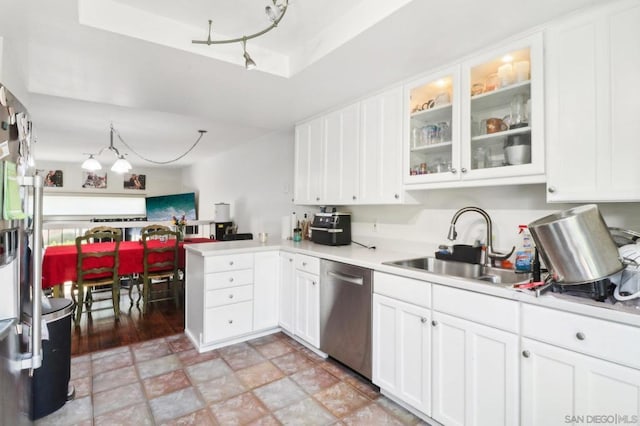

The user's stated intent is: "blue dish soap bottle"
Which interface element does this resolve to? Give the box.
[515,224,533,272]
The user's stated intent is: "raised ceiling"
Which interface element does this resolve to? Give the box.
[0,0,606,167]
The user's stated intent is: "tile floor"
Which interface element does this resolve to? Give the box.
[36,332,430,425]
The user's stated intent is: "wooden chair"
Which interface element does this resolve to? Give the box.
[140,224,170,236]
[137,228,181,312]
[72,227,122,324]
[85,226,121,242]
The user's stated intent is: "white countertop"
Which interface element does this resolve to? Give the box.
[185,239,640,327]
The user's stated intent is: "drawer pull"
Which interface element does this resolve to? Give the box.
[522,350,530,358]
[576,332,586,341]
[229,277,234,282]
[312,281,316,286]
[229,261,234,266]
[420,317,427,324]
[289,258,293,262]
[228,294,234,299]
[302,262,307,266]
[431,320,438,327]
[228,319,233,324]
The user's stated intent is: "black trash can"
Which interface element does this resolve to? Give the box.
[23,298,74,420]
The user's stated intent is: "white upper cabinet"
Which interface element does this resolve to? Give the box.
[404,66,461,185]
[359,86,405,204]
[403,33,545,189]
[294,86,406,205]
[323,103,360,204]
[461,33,545,182]
[545,0,640,202]
[294,118,324,204]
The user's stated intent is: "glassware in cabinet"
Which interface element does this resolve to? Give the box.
[406,71,459,182]
[468,46,532,171]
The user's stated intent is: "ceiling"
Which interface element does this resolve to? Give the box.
[0,0,606,168]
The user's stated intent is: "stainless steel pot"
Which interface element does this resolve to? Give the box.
[528,204,624,284]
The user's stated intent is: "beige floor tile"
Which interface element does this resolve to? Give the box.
[177,348,220,366]
[236,361,285,389]
[149,387,205,423]
[255,340,295,359]
[314,382,370,419]
[290,366,340,394]
[271,352,315,375]
[91,350,134,374]
[185,358,232,383]
[274,397,336,426]
[210,392,270,425]
[143,369,191,399]
[35,395,93,426]
[159,408,218,426]
[253,377,307,411]
[132,338,173,362]
[196,373,247,404]
[93,365,138,393]
[137,353,182,379]
[341,403,404,426]
[93,382,146,417]
[93,402,155,426]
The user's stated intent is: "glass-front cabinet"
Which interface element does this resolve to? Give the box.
[404,33,544,187]
[404,67,460,184]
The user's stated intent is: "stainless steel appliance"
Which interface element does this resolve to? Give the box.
[319,260,373,379]
[0,82,44,424]
[311,212,351,246]
[528,204,624,284]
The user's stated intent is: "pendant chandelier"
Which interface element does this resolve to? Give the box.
[81,124,207,173]
[192,0,289,70]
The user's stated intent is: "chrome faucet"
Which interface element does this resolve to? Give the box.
[447,206,515,267]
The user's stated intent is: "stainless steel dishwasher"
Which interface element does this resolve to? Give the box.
[319,259,373,379]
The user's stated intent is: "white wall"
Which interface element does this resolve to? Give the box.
[183,130,295,238]
[348,184,640,256]
[37,160,184,197]
[0,3,30,106]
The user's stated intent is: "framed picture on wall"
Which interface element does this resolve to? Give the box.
[43,170,63,187]
[82,171,107,189]
[123,173,146,190]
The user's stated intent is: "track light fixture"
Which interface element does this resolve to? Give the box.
[192,0,289,71]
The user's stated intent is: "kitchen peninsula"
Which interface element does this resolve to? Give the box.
[185,238,640,426]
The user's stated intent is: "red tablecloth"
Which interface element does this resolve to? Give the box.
[41,238,213,289]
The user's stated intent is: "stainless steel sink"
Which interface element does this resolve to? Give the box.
[383,256,531,286]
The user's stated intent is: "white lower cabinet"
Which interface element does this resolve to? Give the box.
[253,251,279,331]
[278,252,295,333]
[521,338,640,426]
[294,269,320,347]
[431,311,519,426]
[373,293,431,415]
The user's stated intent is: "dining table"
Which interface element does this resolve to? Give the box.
[42,237,214,296]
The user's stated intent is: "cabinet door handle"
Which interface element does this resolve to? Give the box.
[228,294,234,299]
[229,277,234,283]
[450,168,457,174]
[548,186,556,193]
[289,258,293,263]
[316,197,320,201]
[312,281,316,286]
[228,319,234,324]
[461,168,468,173]
[352,195,357,200]
[394,194,400,199]
[522,350,530,358]
[431,320,438,326]
[576,332,586,341]
[420,317,427,324]
[229,261,234,266]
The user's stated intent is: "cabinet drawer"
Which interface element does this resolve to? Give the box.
[295,254,320,275]
[522,304,640,369]
[204,301,253,343]
[206,284,253,308]
[432,285,519,333]
[205,269,253,290]
[204,253,254,273]
[373,272,431,308]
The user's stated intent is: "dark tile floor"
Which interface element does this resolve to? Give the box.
[36,332,429,425]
